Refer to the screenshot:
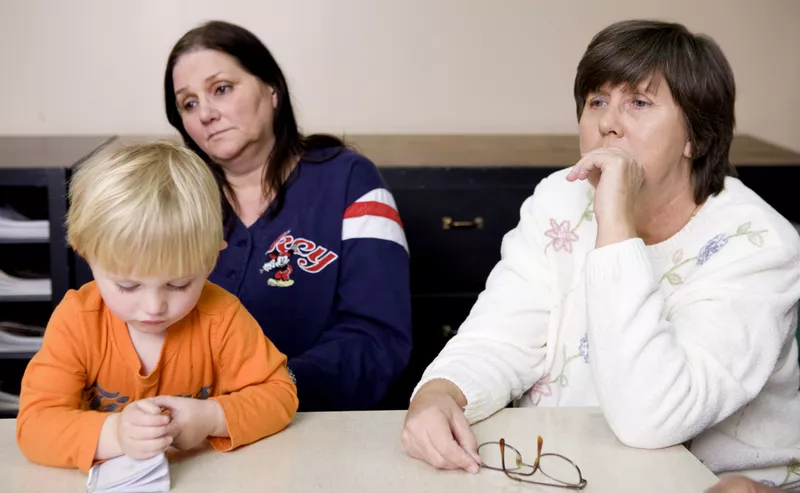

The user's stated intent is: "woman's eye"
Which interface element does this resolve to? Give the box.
[215,84,232,95]
[588,98,606,108]
[632,99,651,108]
[182,100,197,111]
[116,284,138,293]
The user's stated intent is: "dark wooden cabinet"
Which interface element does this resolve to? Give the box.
[392,180,540,295]
[3,133,799,412]
[353,136,574,409]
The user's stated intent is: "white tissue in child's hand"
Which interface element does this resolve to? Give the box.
[86,452,170,493]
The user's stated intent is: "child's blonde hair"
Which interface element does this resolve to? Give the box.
[67,141,222,278]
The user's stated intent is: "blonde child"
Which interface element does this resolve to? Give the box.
[16,141,298,472]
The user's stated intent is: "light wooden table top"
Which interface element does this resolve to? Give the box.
[0,136,114,169]
[105,133,800,168]
[0,408,719,492]
[346,134,800,167]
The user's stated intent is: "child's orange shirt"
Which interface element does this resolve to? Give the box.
[17,281,298,472]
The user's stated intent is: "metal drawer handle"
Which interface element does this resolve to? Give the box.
[442,325,459,338]
[442,216,484,230]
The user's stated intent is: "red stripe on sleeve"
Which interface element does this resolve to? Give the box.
[343,201,403,227]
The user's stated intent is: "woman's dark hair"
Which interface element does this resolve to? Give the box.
[574,19,737,204]
[164,20,344,227]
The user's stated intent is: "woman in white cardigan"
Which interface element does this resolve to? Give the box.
[401,19,800,488]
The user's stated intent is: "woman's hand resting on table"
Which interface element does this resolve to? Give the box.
[401,379,482,473]
[566,147,644,248]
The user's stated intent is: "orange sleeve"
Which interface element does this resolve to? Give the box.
[16,295,108,472]
[208,301,299,451]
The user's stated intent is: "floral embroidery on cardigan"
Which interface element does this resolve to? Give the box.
[529,373,553,406]
[544,190,594,254]
[544,220,580,253]
[578,333,589,363]
[779,460,800,488]
[661,222,768,286]
[697,234,729,265]
[528,336,589,406]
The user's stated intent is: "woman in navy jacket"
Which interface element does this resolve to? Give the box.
[164,20,412,411]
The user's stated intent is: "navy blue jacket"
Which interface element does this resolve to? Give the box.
[210,148,412,411]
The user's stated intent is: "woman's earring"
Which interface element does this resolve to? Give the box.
[683,140,693,159]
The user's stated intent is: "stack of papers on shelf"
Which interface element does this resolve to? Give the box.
[0,270,51,297]
[0,391,19,412]
[0,321,43,353]
[0,321,45,336]
[0,205,49,241]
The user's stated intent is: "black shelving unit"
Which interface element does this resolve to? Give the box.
[0,238,49,244]
[0,351,38,360]
[0,295,52,303]
[0,135,115,416]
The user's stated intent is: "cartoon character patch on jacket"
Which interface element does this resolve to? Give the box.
[260,230,339,287]
[261,231,295,287]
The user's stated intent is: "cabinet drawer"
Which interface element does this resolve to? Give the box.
[410,295,478,361]
[394,187,534,294]
[736,166,800,223]
[377,295,478,410]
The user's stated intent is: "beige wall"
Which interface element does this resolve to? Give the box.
[1,0,798,152]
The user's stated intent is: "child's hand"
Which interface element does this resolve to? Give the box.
[150,396,227,451]
[116,400,173,460]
